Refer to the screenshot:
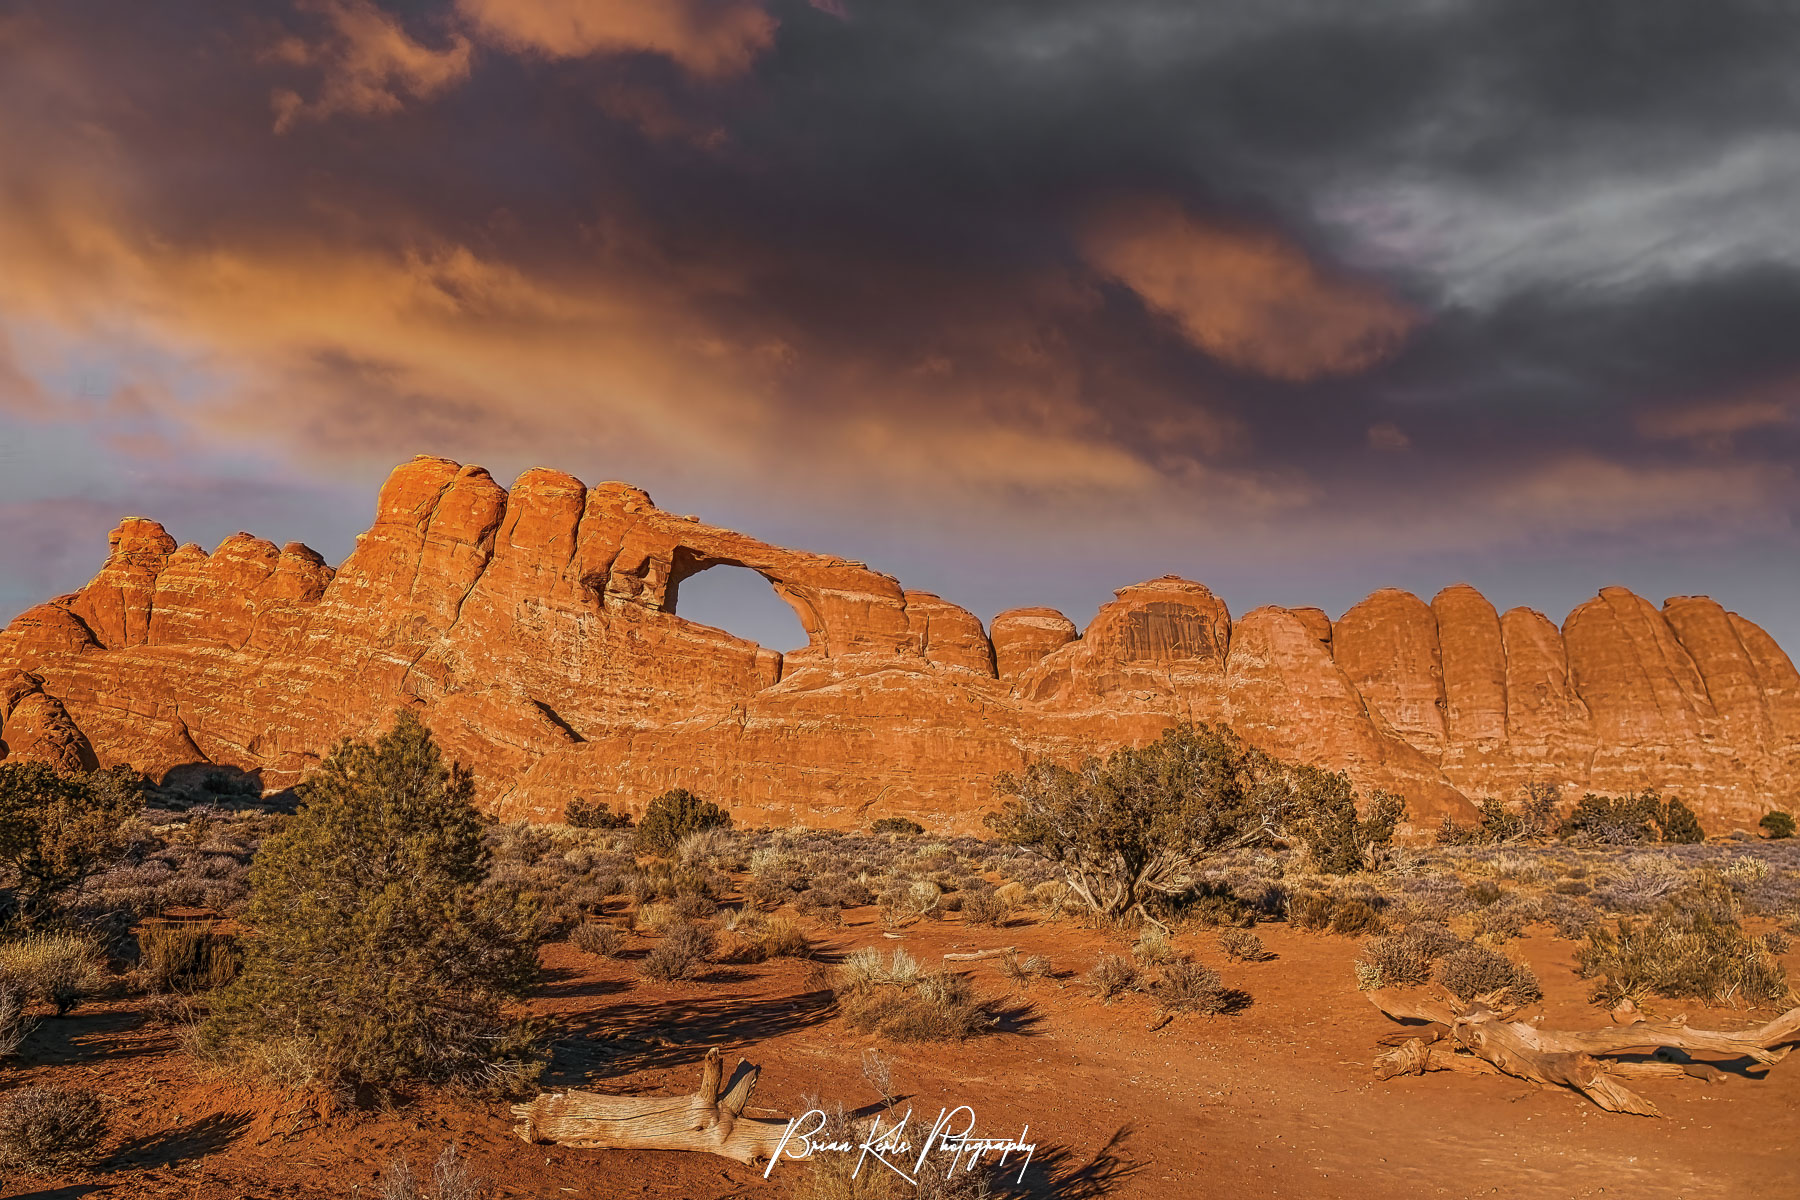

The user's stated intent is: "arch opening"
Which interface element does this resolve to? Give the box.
[665,561,814,652]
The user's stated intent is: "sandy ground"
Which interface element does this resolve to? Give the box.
[5,907,1797,1200]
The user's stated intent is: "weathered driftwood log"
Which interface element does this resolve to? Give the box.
[511,1048,791,1163]
[1366,988,1800,1117]
[942,946,1017,962]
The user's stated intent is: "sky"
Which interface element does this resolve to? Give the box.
[1,1,1797,654]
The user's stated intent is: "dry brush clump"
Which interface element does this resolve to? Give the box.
[134,921,241,994]
[0,1084,108,1175]
[382,1144,486,1200]
[639,920,717,982]
[570,921,625,958]
[1576,883,1790,1007]
[717,910,810,963]
[1433,944,1543,1007]
[1218,928,1268,962]
[1353,921,1541,1006]
[1148,959,1245,1015]
[0,931,107,1015]
[0,977,38,1057]
[832,949,991,1042]
[1086,953,1141,1002]
[999,951,1051,984]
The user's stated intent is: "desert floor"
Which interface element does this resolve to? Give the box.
[7,900,1797,1200]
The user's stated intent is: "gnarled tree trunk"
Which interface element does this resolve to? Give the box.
[1366,988,1800,1117]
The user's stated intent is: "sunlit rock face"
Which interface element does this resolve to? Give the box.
[4,456,1797,833]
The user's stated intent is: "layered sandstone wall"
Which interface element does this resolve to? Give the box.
[3,456,1796,833]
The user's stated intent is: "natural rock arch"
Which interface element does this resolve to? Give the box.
[664,552,819,652]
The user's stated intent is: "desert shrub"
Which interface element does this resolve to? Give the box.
[1464,879,1504,907]
[1576,894,1788,1006]
[635,789,731,857]
[1592,854,1691,912]
[0,978,38,1056]
[1558,792,1659,843]
[831,878,875,908]
[564,798,631,830]
[747,876,792,912]
[197,712,543,1091]
[1286,891,1335,931]
[0,761,142,920]
[1760,811,1796,840]
[1328,899,1383,936]
[383,1144,485,1200]
[1558,789,1705,845]
[1218,928,1267,962]
[1544,895,1600,940]
[1355,933,1433,990]
[1437,784,1562,847]
[1434,944,1542,1006]
[834,955,989,1042]
[671,892,719,921]
[676,828,740,870]
[720,912,810,962]
[0,931,106,1015]
[1086,954,1141,1001]
[871,816,925,837]
[137,922,240,993]
[1148,959,1242,1014]
[880,880,941,927]
[1175,887,1257,928]
[639,920,716,981]
[961,889,1009,927]
[1471,902,1529,943]
[1402,920,1463,958]
[1552,878,1590,895]
[570,922,623,958]
[1132,926,1175,964]
[1000,951,1051,984]
[0,1084,107,1174]
[993,881,1028,907]
[1031,880,1074,920]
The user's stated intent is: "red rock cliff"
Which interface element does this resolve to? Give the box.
[3,456,1796,832]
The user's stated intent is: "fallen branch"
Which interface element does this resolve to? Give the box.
[511,1048,791,1163]
[1366,989,1800,1117]
[942,946,1017,962]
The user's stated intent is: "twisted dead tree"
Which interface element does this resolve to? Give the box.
[511,1047,791,1163]
[1366,987,1800,1117]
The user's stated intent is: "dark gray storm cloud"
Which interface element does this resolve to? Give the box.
[1,0,1797,647]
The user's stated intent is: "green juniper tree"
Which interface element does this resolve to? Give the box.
[0,762,141,923]
[634,787,731,856]
[199,711,542,1092]
[986,723,1405,925]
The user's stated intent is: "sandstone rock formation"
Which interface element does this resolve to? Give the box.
[3,455,1796,833]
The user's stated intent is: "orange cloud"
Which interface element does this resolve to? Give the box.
[0,328,44,413]
[456,0,777,79]
[1638,376,1800,445]
[1082,199,1419,382]
[268,0,472,132]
